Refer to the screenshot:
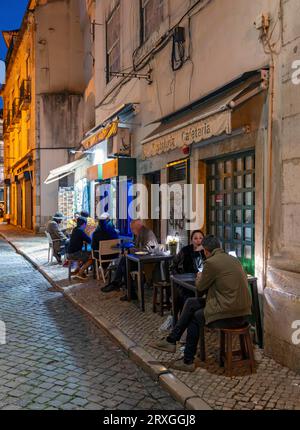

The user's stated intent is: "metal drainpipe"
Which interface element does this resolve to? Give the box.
[263,60,275,290]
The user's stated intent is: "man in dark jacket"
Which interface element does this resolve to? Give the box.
[46,212,67,263]
[92,213,119,261]
[67,217,92,280]
[151,235,252,372]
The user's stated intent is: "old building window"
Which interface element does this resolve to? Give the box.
[106,4,120,83]
[141,0,164,43]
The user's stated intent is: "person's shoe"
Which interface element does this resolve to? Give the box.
[101,283,119,293]
[169,358,195,372]
[74,273,87,281]
[149,338,176,353]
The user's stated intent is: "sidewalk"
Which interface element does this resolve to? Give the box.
[1,224,300,410]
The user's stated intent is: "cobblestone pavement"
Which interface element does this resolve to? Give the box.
[1,225,300,410]
[0,237,182,411]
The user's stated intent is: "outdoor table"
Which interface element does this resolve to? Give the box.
[126,253,174,312]
[171,273,263,361]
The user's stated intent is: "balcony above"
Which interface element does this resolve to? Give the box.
[12,98,21,123]
[3,111,13,133]
[20,80,31,110]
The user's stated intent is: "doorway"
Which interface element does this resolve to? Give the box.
[207,151,255,275]
[144,171,161,243]
[17,182,23,227]
[25,179,33,230]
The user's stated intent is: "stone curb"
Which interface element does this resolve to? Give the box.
[0,232,212,411]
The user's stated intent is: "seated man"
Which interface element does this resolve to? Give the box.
[67,216,93,280]
[101,219,159,300]
[46,212,67,264]
[92,213,119,260]
[150,235,252,372]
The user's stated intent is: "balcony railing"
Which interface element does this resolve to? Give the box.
[12,98,21,123]
[3,110,13,133]
[20,79,31,109]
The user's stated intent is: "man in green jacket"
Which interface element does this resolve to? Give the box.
[151,235,252,372]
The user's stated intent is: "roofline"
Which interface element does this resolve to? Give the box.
[4,0,35,73]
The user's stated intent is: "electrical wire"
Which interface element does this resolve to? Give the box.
[133,0,212,71]
[97,0,213,109]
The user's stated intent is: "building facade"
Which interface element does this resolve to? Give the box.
[1,0,89,232]
[82,0,299,371]
[1,0,300,372]
[0,116,4,204]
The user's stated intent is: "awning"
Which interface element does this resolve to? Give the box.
[141,74,266,159]
[81,121,119,151]
[44,158,88,185]
[81,103,137,151]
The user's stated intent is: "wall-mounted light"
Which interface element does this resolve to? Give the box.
[69,149,94,155]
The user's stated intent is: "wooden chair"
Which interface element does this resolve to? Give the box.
[219,324,256,377]
[152,281,171,316]
[92,239,120,283]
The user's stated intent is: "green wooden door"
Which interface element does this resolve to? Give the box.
[207,152,255,275]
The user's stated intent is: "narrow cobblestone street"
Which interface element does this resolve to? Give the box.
[0,238,182,410]
[1,226,300,411]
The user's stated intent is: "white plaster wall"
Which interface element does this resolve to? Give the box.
[35,0,85,94]
[94,0,276,129]
[39,148,69,223]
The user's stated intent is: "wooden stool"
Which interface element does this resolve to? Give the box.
[219,324,255,377]
[152,282,171,316]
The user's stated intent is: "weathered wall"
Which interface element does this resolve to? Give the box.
[94,0,275,128]
[263,0,300,371]
[35,0,85,94]
[94,0,300,371]
[77,0,96,134]
[38,93,83,226]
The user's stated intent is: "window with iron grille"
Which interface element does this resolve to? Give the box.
[141,0,164,43]
[106,4,120,83]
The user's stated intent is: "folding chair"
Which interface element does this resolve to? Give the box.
[92,239,120,283]
[45,232,64,264]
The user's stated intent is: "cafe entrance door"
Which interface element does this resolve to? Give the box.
[207,151,255,275]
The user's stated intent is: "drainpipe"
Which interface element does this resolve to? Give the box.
[263,58,275,290]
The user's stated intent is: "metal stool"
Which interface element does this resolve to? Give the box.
[219,324,256,376]
[152,281,171,316]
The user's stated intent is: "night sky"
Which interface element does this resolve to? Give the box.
[0,0,29,107]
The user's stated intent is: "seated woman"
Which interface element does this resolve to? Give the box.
[92,213,119,261]
[171,230,206,312]
[67,216,93,280]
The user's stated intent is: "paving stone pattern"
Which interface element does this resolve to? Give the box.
[1,225,300,410]
[0,237,182,411]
